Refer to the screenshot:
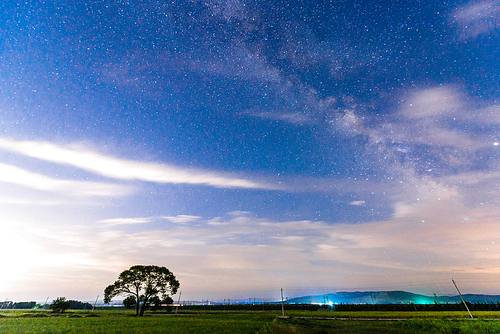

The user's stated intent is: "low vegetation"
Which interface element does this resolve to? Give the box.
[1,309,500,333]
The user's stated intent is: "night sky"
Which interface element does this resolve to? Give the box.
[1,0,500,303]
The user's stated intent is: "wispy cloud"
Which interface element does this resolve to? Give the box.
[196,47,282,83]
[399,86,461,119]
[0,163,130,197]
[241,110,313,125]
[198,0,247,21]
[98,215,203,226]
[98,217,153,226]
[0,138,275,190]
[379,86,492,150]
[163,215,202,224]
[451,0,500,40]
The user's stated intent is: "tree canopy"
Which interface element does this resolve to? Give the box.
[104,265,179,316]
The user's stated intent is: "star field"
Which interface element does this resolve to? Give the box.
[0,0,500,302]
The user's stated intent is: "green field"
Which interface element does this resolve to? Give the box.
[1,310,500,333]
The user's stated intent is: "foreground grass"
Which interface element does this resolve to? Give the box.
[285,310,500,320]
[0,310,273,334]
[264,317,500,334]
[1,310,500,333]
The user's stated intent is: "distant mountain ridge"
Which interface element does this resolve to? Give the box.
[288,291,500,304]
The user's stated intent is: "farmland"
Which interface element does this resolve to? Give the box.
[1,309,500,333]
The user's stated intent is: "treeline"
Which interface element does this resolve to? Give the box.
[333,302,500,312]
[67,300,93,310]
[177,304,323,311]
[0,301,37,309]
[0,300,92,310]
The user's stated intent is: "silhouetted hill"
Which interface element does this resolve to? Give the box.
[288,291,500,304]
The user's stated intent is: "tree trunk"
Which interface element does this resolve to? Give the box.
[139,298,148,316]
[135,288,140,316]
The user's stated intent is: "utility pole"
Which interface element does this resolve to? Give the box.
[433,293,439,305]
[452,279,473,319]
[281,288,285,316]
[92,295,99,312]
[175,291,182,314]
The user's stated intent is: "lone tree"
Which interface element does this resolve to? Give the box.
[104,265,179,316]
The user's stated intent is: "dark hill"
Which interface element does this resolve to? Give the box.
[288,291,500,304]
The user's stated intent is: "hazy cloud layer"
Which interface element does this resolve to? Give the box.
[4,188,500,301]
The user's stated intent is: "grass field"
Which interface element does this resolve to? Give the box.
[1,309,500,333]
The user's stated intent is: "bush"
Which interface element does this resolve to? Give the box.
[49,297,70,313]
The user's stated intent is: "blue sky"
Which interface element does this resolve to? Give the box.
[1,0,500,303]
